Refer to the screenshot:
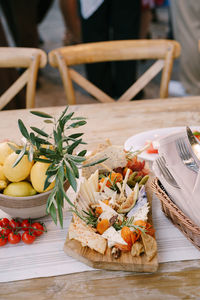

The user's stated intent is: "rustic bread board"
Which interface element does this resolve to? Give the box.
[64,178,158,273]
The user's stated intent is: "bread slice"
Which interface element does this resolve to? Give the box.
[68,217,107,254]
[82,145,127,178]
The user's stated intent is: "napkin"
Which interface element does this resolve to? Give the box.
[155,128,200,227]
[152,161,199,225]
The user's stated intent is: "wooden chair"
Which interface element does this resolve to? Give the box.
[0,47,47,110]
[48,40,181,105]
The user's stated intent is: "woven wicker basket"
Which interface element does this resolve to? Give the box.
[151,177,200,251]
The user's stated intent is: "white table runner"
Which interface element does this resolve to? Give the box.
[0,190,200,283]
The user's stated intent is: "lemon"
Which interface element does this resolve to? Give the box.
[3,153,33,182]
[0,142,16,164]
[0,164,7,181]
[30,160,55,193]
[0,180,7,190]
[3,181,37,197]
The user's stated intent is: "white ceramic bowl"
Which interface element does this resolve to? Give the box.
[0,189,52,219]
[0,181,69,219]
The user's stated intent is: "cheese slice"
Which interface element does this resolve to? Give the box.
[68,221,107,254]
[131,203,150,222]
[102,226,127,248]
[88,170,99,194]
[104,186,117,198]
[98,200,123,221]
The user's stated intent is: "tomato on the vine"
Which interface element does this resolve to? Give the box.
[32,222,45,237]
[1,228,12,236]
[0,218,10,228]
[9,219,21,231]
[8,232,21,244]
[22,232,36,244]
[0,234,7,246]
[0,217,46,246]
[21,219,31,231]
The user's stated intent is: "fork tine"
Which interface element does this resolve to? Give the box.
[159,157,174,180]
[176,137,199,173]
[177,138,186,159]
[177,138,187,159]
[180,139,190,160]
[155,156,180,188]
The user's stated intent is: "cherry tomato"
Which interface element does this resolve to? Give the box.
[146,142,158,154]
[32,222,45,237]
[22,232,36,244]
[9,219,21,231]
[0,218,10,228]
[193,131,200,141]
[1,228,12,236]
[21,219,31,231]
[8,232,21,244]
[0,234,7,246]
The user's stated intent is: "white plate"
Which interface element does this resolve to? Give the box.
[124,126,200,161]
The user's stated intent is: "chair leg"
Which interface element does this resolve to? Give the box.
[26,54,41,108]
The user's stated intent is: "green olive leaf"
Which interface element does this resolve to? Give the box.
[12,145,27,167]
[78,150,87,157]
[18,119,30,140]
[65,165,77,192]
[68,133,84,139]
[68,120,87,128]
[30,127,49,137]
[30,111,53,118]
[82,157,108,168]
[49,203,57,225]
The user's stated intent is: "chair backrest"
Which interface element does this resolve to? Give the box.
[0,47,47,110]
[49,40,181,105]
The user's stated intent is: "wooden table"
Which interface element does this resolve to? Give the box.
[1,97,200,299]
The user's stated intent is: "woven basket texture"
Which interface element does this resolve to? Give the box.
[151,177,200,251]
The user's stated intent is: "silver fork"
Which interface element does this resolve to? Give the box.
[155,156,180,189]
[176,138,199,173]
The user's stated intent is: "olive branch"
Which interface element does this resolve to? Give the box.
[12,106,107,227]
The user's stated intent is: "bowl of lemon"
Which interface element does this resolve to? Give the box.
[0,108,104,225]
[0,141,55,219]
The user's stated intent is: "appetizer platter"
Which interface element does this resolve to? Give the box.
[64,142,158,272]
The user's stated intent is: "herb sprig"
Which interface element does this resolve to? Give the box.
[13,106,107,227]
[71,208,98,228]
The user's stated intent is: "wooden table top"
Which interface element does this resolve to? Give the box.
[1,97,200,299]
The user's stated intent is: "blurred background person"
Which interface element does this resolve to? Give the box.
[0,0,53,109]
[79,0,141,99]
[170,0,200,95]
[0,0,53,48]
[140,0,155,39]
[59,0,81,45]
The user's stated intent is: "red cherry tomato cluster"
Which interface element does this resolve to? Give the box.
[0,217,46,246]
